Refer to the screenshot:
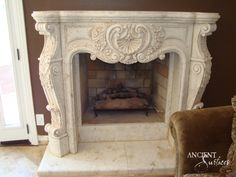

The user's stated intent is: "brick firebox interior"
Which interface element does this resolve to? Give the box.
[73,53,169,124]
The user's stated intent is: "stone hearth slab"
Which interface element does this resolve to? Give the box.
[38,140,175,177]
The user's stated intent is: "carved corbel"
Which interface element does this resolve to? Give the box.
[35,23,65,138]
[35,22,69,156]
[187,23,217,109]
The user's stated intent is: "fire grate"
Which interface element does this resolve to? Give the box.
[93,83,153,117]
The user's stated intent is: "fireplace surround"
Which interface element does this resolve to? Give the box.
[32,11,220,157]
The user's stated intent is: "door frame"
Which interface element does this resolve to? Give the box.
[3,0,38,145]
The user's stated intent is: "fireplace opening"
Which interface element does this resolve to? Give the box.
[73,53,169,125]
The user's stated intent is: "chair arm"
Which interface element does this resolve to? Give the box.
[170,106,234,177]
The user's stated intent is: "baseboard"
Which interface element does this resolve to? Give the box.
[38,135,48,145]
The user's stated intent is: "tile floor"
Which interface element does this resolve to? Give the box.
[0,143,46,177]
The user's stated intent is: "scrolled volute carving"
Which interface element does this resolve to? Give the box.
[45,123,62,137]
[35,23,55,35]
[200,24,217,37]
[91,23,165,64]
[192,62,204,75]
[45,104,62,137]
[197,24,217,59]
[191,60,211,89]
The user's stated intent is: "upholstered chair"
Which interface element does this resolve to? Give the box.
[170,96,236,177]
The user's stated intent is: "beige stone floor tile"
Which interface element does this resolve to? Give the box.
[0,144,46,177]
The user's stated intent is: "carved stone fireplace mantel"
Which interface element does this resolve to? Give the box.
[32,11,220,157]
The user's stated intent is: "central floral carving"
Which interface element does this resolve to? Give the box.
[91,23,165,64]
[107,24,148,55]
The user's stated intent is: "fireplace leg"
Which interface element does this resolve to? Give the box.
[48,133,70,157]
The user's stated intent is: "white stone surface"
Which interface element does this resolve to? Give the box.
[38,140,175,177]
[32,11,220,156]
[79,122,168,142]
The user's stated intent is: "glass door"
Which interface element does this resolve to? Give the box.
[0,0,36,142]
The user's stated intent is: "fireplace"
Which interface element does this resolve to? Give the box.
[32,11,220,157]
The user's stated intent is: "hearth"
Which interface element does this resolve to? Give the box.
[32,11,220,157]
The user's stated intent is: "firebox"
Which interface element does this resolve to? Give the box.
[73,53,169,124]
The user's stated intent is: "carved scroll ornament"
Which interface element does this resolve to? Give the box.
[91,24,166,64]
[188,24,217,109]
[35,23,63,137]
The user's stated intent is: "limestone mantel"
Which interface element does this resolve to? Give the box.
[32,11,220,157]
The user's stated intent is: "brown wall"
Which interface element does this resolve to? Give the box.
[23,0,236,135]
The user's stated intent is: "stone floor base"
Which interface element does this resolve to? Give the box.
[38,140,175,177]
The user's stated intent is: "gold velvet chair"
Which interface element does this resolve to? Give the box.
[170,96,236,177]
